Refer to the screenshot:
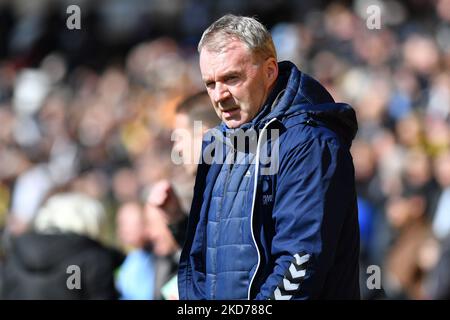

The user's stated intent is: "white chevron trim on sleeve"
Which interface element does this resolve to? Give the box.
[271,252,310,300]
[294,253,310,266]
[289,264,306,279]
[283,278,300,291]
[274,287,292,300]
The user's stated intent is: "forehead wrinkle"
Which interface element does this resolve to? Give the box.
[200,43,253,82]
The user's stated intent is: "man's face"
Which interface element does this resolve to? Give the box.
[199,40,278,128]
[116,203,145,249]
[144,207,179,257]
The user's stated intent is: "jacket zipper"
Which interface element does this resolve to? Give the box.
[247,118,278,299]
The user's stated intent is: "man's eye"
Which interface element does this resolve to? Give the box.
[205,82,215,89]
[226,76,238,84]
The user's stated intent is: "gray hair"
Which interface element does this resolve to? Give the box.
[198,14,277,60]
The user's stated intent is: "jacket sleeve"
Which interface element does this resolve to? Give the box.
[255,136,355,300]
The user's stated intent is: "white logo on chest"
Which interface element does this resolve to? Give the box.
[262,179,273,205]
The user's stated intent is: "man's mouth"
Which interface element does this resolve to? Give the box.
[221,107,239,118]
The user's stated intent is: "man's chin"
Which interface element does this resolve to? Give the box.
[224,119,243,129]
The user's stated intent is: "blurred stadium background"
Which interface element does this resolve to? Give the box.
[0,0,450,299]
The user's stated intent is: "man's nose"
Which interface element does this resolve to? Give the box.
[213,83,230,103]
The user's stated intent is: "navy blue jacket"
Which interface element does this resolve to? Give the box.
[178,61,360,300]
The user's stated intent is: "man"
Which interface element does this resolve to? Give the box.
[115,202,155,300]
[143,202,180,300]
[145,92,220,299]
[146,91,220,247]
[178,14,360,300]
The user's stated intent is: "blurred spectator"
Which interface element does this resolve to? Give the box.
[1,192,124,299]
[424,233,450,299]
[431,150,450,240]
[143,201,179,300]
[146,91,220,246]
[115,201,155,300]
[401,148,440,218]
[385,190,433,299]
[142,91,220,299]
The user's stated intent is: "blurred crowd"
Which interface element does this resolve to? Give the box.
[0,0,450,299]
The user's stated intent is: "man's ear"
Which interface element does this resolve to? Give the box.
[265,57,278,87]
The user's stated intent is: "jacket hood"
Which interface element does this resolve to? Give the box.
[10,232,118,271]
[259,61,358,145]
